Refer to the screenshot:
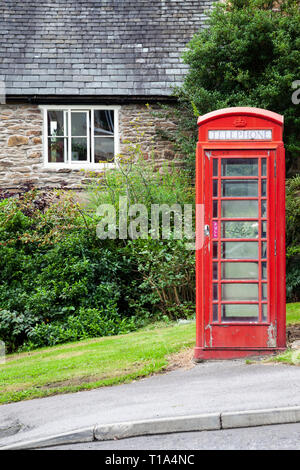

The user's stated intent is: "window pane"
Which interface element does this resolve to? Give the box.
[213,304,218,322]
[222,262,258,279]
[261,180,267,197]
[213,242,218,259]
[221,200,258,218]
[222,283,258,301]
[94,137,114,162]
[261,159,267,176]
[213,180,218,197]
[48,137,66,163]
[261,242,267,258]
[262,221,267,238]
[261,200,267,217]
[222,159,258,176]
[71,138,88,161]
[71,112,87,136]
[262,304,268,321]
[222,221,258,239]
[213,200,218,218]
[213,262,218,280]
[222,242,258,259]
[213,159,218,176]
[222,180,258,197]
[262,262,267,279]
[213,284,218,300]
[48,111,67,137]
[94,110,114,136]
[262,284,267,300]
[222,304,259,322]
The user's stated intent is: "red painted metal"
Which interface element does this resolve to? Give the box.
[195,107,286,360]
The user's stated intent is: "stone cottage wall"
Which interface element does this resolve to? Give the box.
[0,103,182,193]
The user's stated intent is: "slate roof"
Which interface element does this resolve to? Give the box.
[0,0,212,98]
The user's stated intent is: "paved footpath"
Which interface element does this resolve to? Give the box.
[0,360,299,448]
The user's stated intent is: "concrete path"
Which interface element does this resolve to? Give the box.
[0,359,299,448]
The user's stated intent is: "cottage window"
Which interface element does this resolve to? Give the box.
[42,106,119,167]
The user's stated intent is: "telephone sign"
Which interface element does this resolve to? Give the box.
[195,107,286,360]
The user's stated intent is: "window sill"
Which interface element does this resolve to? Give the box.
[43,163,116,171]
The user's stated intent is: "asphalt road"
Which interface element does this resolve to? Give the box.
[45,423,300,450]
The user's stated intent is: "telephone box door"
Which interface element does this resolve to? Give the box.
[202,149,277,350]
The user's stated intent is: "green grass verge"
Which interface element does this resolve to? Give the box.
[286,302,300,324]
[0,303,299,404]
[0,322,196,405]
[268,302,300,366]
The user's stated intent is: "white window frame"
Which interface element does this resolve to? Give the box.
[40,105,120,169]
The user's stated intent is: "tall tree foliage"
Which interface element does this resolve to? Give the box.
[174,0,300,176]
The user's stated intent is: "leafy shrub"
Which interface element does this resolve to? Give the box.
[286,176,300,301]
[24,307,139,350]
[0,155,195,352]
[168,0,300,177]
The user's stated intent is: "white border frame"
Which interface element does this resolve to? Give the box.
[40,105,120,170]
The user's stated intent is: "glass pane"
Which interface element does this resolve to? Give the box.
[94,137,114,163]
[262,262,267,279]
[71,112,87,136]
[222,158,258,176]
[222,221,258,239]
[222,283,258,301]
[262,284,267,300]
[221,200,258,218]
[71,138,87,161]
[262,304,267,321]
[94,110,114,136]
[222,262,258,279]
[222,242,258,259]
[222,180,258,197]
[261,159,267,176]
[222,304,259,322]
[213,242,218,259]
[213,180,218,197]
[213,159,218,176]
[261,180,267,197]
[47,111,67,137]
[261,200,267,217]
[213,262,218,280]
[213,200,218,218]
[213,284,218,300]
[261,221,267,238]
[261,242,267,258]
[48,137,66,163]
[213,304,218,322]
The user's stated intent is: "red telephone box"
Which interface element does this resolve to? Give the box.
[195,107,286,360]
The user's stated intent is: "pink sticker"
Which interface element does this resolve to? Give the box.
[213,221,218,238]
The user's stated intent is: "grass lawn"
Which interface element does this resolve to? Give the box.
[268,302,300,366]
[0,303,299,405]
[0,322,196,404]
[286,302,300,324]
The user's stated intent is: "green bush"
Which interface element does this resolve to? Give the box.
[0,156,195,352]
[170,0,300,176]
[24,307,138,350]
[286,176,300,301]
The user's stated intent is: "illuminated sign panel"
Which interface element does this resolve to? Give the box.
[208,129,272,141]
